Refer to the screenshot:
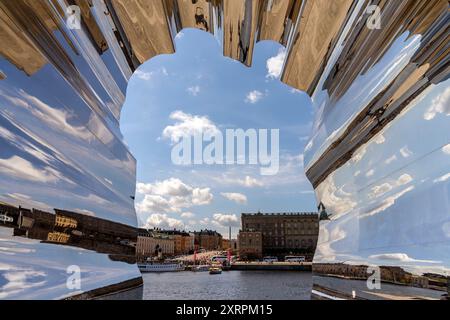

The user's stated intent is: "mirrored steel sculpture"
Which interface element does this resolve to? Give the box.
[0,0,448,299]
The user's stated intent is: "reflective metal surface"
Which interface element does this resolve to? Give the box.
[0,0,139,299]
[0,0,449,299]
[304,0,450,300]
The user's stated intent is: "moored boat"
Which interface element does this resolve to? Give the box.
[193,265,210,272]
[138,262,185,273]
[209,267,222,275]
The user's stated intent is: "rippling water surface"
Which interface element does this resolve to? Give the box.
[143,271,312,300]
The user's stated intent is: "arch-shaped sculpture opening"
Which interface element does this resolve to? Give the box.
[119,27,317,234]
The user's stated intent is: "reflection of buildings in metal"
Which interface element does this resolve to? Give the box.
[0,203,141,299]
[7,204,137,259]
[0,0,448,299]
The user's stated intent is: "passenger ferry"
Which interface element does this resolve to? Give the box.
[209,267,222,275]
[138,262,185,273]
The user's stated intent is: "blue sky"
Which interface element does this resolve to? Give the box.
[121,29,316,237]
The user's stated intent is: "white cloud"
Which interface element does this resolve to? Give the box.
[134,70,152,81]
[192,187,214,205]
[144,213,184,230]
[366,169,375,177]
[305,139,313,152]
[187,85,201,96]
[434,172,450,183]
[362,185,414,218]
[369,253,441,264]
[134,68,168,81]
[0,265,46,299]
[400,146,413,158]
[135,194,173,215]
[424,87,450,120]
[284,153,304,166]
[299,136,309,141]
[266,48,286,79]
[368,174,412,199]
[212,213,240,227]
[443,144,450,155]
[0,156,65,184]
[181,212,195,218]
[175,32,184,40]
[3,193,53,212]
[374,134,385,144]
[162,110,219,143]
[137,178,192,197]
[385,155,397,165]
[2,89,92,142]
[242,176,264,187]
[136,178,213,217]
[443,222,450,238]
[245,90,264,104]
[215,175,264,188]
[221,192,247,204]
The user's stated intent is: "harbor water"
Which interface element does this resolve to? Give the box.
[143,271,312,300]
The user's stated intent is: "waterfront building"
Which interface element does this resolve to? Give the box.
[136,229,174,260]
[222,239,230,250]
[238,212,319,259]
[194,229,223,251]
[237,231,263,260]
[188,232,196,253]
[222,239,238,252]
[158,229,195,255]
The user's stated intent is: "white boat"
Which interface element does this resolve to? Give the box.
[138,262,185,273]
[193,265,210,272]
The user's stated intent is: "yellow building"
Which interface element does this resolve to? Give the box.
[158,230,195,255]
[222,239,238,252]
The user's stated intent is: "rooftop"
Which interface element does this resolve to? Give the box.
[242,212,318,217]
[194,229,223,237]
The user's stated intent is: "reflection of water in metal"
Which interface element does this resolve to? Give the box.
[313,264,448,300]
[0,0,449,299]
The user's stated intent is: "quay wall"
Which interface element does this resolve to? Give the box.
[230,262,312,271]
